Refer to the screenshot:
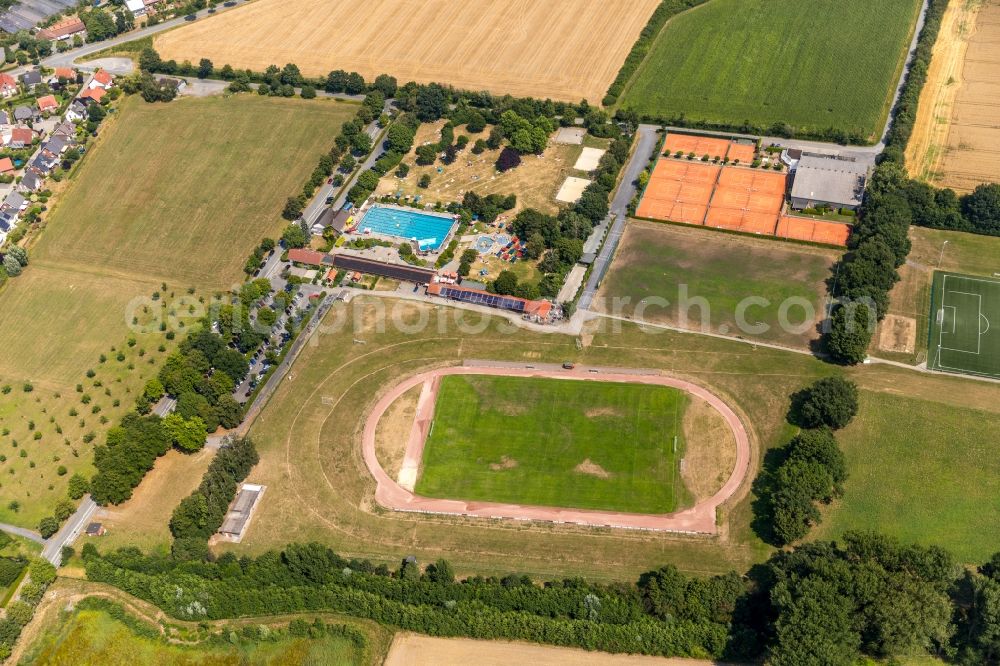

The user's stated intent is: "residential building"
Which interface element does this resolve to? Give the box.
[13,105,35,123]
[79,86,106,103]
[0,111,10,126]
[0,73,17,98]
[790,155,870,211]
[125,0,146,15]
[20,70,42,90]
[36,94,58,114]
[53,67,76,81]
[65,99,88,122]
[19,170,41,192]
[0,157,13,175]
[89,70,113,89]
[7,127,34,148]
[36,16,86,41]
[43,134,71,156]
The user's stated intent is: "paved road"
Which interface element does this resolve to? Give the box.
[41,496,97,565]
[303,106,391,226]
[152,396,176,417]
[0,523,44,545]
[578,124,660,311]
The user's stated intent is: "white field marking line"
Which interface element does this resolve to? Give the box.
[939,276,983,355]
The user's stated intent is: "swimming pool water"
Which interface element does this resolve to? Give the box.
[359,205,455,251]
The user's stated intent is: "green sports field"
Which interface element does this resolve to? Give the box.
[415,375,689,514]
[928,271,1000,378]
[619,0,922,140]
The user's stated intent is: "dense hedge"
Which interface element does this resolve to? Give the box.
[169,436,259,541]
[603,0,709,106]
[880,0,951,165]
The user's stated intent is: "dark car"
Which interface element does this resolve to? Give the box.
[207,7,216,12]
[223,1,236,5]
[184,14,197,20]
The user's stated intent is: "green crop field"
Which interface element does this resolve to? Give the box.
[595,221,838,349]
[415,375,689,514]
[33,94,356,289]
[21,606,365,665]
[815,391,1000,564]
[928,272,1000,378]
[619,0,922,140]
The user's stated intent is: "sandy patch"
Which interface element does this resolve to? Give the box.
[375,383,422,481]
[385,633,714,666]
[680,395,737,504]
[553,127,586,145]
[488,455,519,471]
[555,176,592,203]
[574,458,612,479]
[573,147,606,171]
[878,313,917,354]
[584,406,622,418]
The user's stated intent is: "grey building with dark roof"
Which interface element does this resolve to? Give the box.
[790,155,869,211]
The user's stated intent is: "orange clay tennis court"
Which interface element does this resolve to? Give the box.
[636,160,719,224]
[663,133,758,163]
[776,216,852,245]
[637,157,850,247]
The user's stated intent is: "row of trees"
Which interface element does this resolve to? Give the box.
[825,163,914,363]
[89,327,246,505]
[757,377,858,545]
[0,559,56,660]
[169,435,258,557]
[81,532,1000,663]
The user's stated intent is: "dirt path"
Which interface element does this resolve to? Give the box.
[384,633,723,666]
[906,0,985,180]
[362,366,752,535]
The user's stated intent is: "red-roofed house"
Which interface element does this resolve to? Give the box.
[0,158,13,175]
[37,17,86,41]
[426,282,553,319]
[288,249,327,266]
[89,70,113,89]
[36,95,58,114]
[79,87,106,103]
[0,74,16,99]
[53,67,76,81]
[7,127,34,149]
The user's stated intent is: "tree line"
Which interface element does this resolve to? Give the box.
[81,530,1000,664]
[169,435,258,559]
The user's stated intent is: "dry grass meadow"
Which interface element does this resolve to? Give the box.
[153,0,660,102]
[0,94,351,529]
[376,122,593,217]
[907,0,1000,190]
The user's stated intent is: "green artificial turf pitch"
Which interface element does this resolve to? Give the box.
[618,0,922,140]
[415,375,688,514]
[928,272,1000,379]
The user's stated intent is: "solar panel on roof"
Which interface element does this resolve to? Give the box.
[439,287,527,313]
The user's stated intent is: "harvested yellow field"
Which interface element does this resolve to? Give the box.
[385,633,713,666]
[908,0,1000,191]
[154,0,660,102]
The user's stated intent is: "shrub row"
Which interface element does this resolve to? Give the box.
[169,435,258,545]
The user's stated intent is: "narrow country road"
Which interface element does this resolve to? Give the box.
[41,496,97,565]
[0,523,44,545]
[578,123,659,311]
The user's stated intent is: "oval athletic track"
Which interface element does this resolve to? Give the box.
[362,366,751,534]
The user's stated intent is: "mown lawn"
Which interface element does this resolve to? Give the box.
[21,608,364,665]
[815,391,1000,564]
[595,221,837,349]
[33,94,356,289]
[416,375,688,514]
[619,0,922,140]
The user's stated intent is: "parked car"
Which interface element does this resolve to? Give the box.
[184,13,197,20]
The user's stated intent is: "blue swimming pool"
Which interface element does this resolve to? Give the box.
[359,205,455,251]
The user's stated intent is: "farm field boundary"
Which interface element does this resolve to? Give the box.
[154,0,661,103]
[362,365,750,535]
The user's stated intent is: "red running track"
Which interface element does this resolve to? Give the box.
[361,367,751,534]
